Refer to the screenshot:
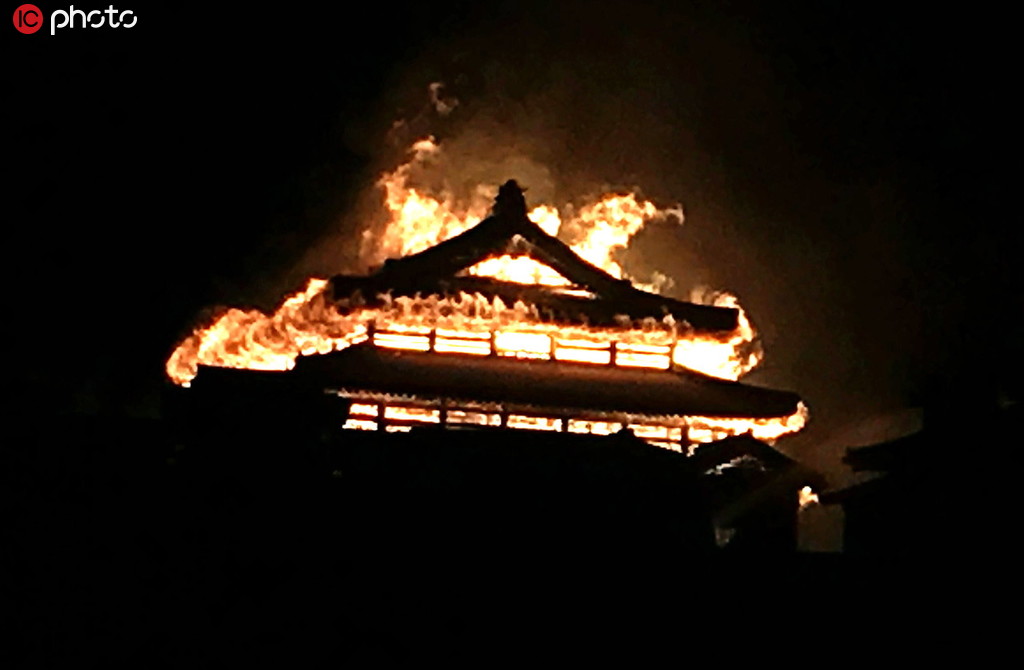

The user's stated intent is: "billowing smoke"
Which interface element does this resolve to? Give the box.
[263,1,1013,498]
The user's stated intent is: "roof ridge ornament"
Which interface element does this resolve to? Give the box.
[493,179,529,220]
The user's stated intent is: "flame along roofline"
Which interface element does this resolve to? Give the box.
[328,387,698,425]
[331,204,740,333]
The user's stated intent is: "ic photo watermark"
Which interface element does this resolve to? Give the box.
[13,4,137,35]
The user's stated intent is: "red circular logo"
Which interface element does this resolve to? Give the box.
[13,4,43,34]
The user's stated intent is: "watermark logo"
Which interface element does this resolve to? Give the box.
[13,3,43,33]
[12,4,137,35]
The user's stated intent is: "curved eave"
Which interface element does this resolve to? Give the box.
[289,344,801,419]
[331,274,737,332]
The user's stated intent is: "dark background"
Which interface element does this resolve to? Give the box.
[7,1,1019,447]
[3,0,1020,658]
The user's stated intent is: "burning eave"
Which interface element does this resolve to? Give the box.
[330,274,736,331]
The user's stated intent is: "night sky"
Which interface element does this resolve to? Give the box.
[7,2,1020,475]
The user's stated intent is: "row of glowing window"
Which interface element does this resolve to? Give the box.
[343,403,684,444]
[369,329,675,369]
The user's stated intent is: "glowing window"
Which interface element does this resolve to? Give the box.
[447,410,502,426]
[434,329,492,356]
[349,403,379,417]
[373,332,431,352]
[383,406,441,423]
[494,332,551,359]
[342,418,377,431]
[554,339,612,365]
[507,415,562,431]
[616,344,671,369]
[567,419,622,435]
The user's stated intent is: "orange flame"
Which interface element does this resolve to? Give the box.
[686,402,809,446]
[799,485,820,509]
[367,140,670,285]
[673,290,761,380]
[563,195,659,279]
[166,138,807,445]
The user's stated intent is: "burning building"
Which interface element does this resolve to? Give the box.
[320,179,805,451]
[168,173,806,454]
[164,143,817,554]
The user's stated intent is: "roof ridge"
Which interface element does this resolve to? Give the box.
[331,182,741,332]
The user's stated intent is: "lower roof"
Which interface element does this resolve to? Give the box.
[285,344,801,419]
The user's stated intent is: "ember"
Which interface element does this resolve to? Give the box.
[167,138,807,451]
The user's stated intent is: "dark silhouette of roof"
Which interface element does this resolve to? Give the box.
[494,179,529,218]
[689,433,800,472]
[286,344,802,419]
[841,430,925,473]
[330,180,739,332]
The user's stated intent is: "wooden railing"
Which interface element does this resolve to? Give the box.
[366,323,675,370]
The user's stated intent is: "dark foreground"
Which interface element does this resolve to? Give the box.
[4,409,998,666]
